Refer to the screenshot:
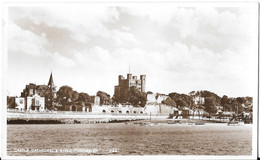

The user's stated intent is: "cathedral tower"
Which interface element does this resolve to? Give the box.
[47,72,57,109]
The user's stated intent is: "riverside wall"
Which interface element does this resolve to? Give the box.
[7,111,169,124]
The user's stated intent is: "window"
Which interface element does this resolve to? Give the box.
[29,89,33,95]
[36,100,40,106]
[19,99,23,104]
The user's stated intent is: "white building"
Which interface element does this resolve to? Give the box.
[147,93,168,104]
[145,93,179,115]
[94,96,100,106]
[15,94,45,112]
[193,96,205,105]
[144,104,178,115]
[15,97,25,111]
[26,94,45,112]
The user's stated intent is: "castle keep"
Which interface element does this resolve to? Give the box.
[114,73,146,98]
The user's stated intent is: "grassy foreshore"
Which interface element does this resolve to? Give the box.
[7,112,230,124]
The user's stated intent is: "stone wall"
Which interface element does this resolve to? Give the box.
[92,105,145,114]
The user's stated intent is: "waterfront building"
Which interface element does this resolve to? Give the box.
[193,109,204,116]
[181,107,193,118]
[145,92,179,115]
[146,93,168,104]
[15,93,45,112]
[193,96,205,105]
[90,96,100,106]
[59,96,100,112]
[15,97,25,111]
[21,83,38,97]
[16,72,56,111]
[26,94,45,111]
[92,104,145,114]
[63,102,92,112]
[114,73,146,100]
[144,104,179,115]
[19,83,46,111]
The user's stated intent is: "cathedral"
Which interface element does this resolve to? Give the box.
[16,72,57,111]
[46,72,57,110]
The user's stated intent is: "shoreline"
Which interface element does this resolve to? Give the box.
[7,112,246,125]
[7,118,229,125]
[7,112,232,124]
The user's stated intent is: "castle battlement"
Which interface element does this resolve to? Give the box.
[114,73,146,100]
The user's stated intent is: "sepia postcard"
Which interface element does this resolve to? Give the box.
[0,1,258,160]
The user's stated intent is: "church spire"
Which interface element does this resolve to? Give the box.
[48,72,54,86]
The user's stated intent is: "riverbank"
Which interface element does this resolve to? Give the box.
[7,118,147,124]
[7,112,230,124]
[7,112,156,124]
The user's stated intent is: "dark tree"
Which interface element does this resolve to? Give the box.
[246,96,253,103]
[7,96,16,108]
[236,97,246,104]
[72,91,79,102]
[204,97,217,115]
[129,86,147,107]
[176,99,189,108]
[221,95,229,106]
[198,90,221,106]
[97,91,111,105]
[223,104,232,111]
[78,92,90,102]
[56,85,78,105]
[168,92,192,108]
[162,97,177,107]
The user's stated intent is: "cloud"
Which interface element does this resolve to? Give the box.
[51,52,76,68]
[121,6,177,25]
[7,5,257,97]
[122,6,254,53]
[8,20,77,69]
[8,22,48,56]
[111,30,141,47]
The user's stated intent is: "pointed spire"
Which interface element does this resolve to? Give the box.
[48,72,54,86]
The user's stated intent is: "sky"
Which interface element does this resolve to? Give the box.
[6,3,258,98]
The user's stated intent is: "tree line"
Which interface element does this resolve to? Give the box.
[7,85,253,115]
[162,90,252,115]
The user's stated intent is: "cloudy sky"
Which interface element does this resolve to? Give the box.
[7,3,258,98]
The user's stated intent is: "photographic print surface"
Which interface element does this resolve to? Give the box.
[4,2,258,159]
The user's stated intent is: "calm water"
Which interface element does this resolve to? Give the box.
[7,123,252,156]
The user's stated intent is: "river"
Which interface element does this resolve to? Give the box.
[7,123,252,156]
